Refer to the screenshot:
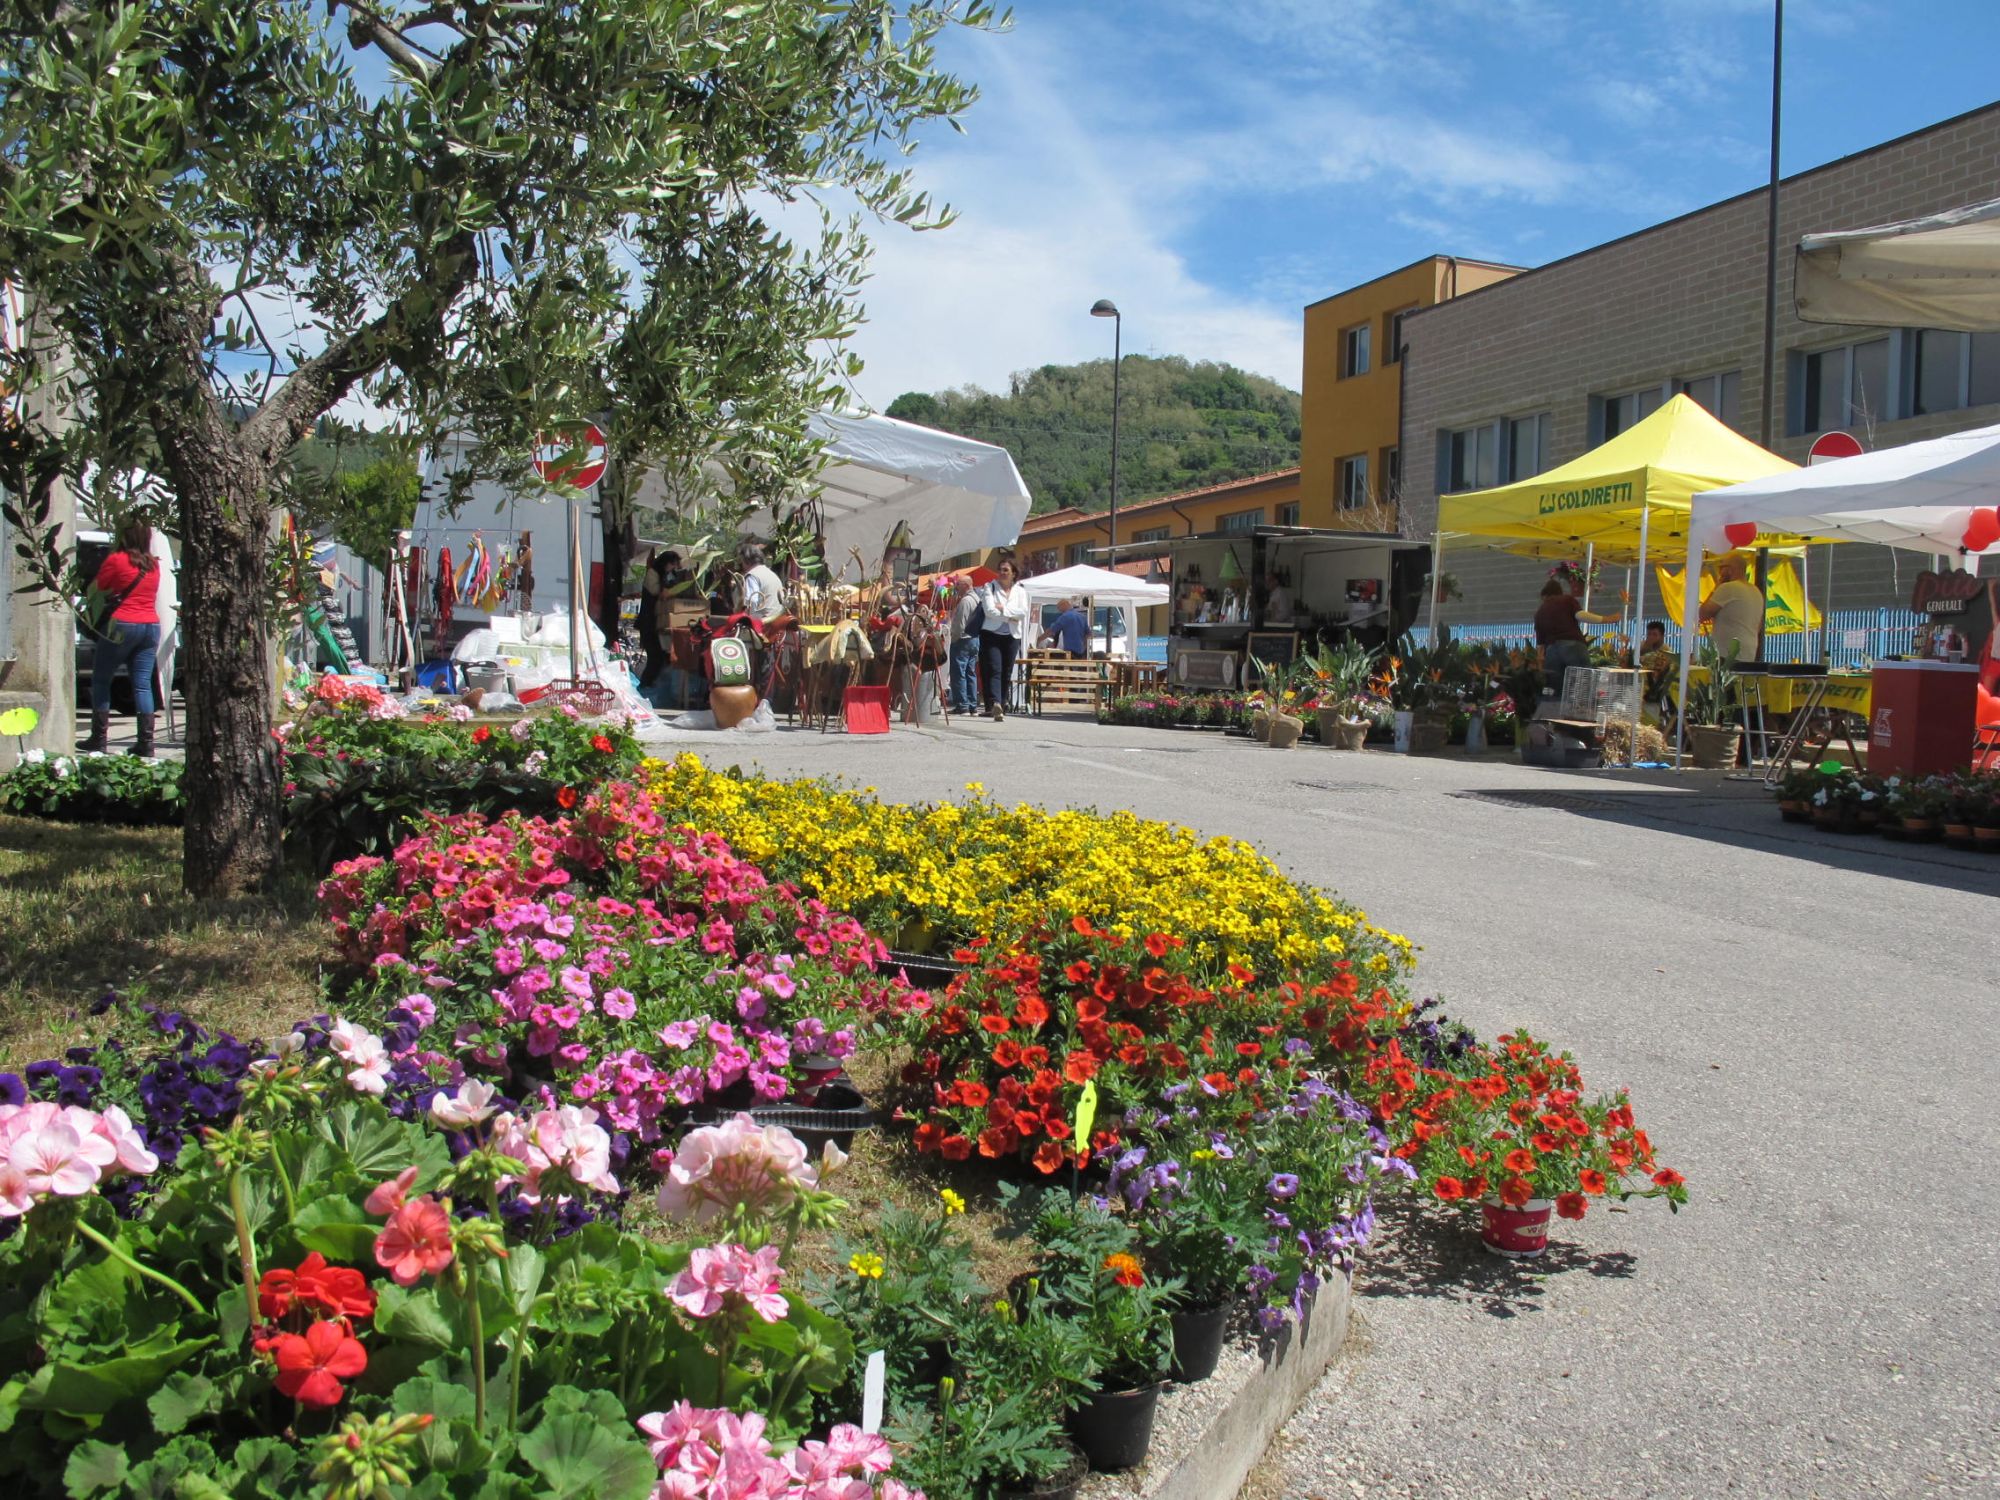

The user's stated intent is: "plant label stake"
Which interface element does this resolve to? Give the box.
[1069,1078,1100,1197]
[861,1350,886,1435]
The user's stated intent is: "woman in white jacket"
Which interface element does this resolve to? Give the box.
[974,553,1032,720]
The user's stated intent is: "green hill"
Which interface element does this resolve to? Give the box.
[884,355,1302,514]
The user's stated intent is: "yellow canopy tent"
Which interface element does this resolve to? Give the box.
[1432,394,1800,660]
[1437,394,1797,563]
[1655,559,1824,634]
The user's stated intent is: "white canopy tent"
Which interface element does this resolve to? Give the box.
[636,410,1033,580]
[1796,197,2000,332]
[1018,563,1168,658]
[1674,419,2000,759]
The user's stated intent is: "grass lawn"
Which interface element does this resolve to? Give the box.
[0,813,325,1071]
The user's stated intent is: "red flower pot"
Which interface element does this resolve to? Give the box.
[1479,1197,1553,1258]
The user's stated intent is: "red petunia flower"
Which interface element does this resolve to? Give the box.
[1062,1051,1099,1084]
[1432,1176,1466,1201]
[1070,915,1098,937]
[271,1320,368,1409]
[1013,995,1050,1028]
[939,1134,972,1161]
[913,1122,944,1154]
[1651,1167,1685,1188]
[991,1040,1023,1069]
[1235,1041,1263,1058]
[1503,1149,1538,1175]
[1498,1176,1533,1208]
[953,1080,991,1108]
[1032,1140,1067,1174]
[1555,1192,1588,1220]
[556,786,578,809]
[1578,1168,1608,1195]
[980,1014,1012,1035]
[1064,960,1093,984]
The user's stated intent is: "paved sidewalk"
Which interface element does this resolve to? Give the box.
[685,715,2000,1500]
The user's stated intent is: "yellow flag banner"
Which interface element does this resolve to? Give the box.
[1655,561,1822,634]
[1072,1079,1100,1161]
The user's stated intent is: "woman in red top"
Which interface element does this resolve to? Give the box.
[81,518,163,757]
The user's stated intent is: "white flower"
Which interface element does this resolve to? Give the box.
[327,1018,391,1096]
[522,750,547,775]
[448,704,474,722]
[510,718,535,741]
[429,1079,499,1130]
[20,749,45,764]
[247,1030,309,1079]
[52,759,69,778]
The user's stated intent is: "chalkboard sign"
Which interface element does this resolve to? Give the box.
[1245,631,1300,682]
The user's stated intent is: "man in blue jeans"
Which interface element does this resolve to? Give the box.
[947,577,982,712]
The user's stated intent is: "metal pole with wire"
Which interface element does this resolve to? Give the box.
[1759,0,1785,450]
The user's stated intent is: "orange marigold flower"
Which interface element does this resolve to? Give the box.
[1103,1253,1144,1288]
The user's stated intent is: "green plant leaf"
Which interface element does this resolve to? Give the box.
[62,1439,127,1499]
[288,1197,377,1261]
[228,1437,304,1498]
[147,1370,218,1434]
[376,1284,458,1349]
[518,1411,655,1500]
[24,1335,216,1416]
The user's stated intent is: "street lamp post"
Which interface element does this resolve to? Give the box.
[1090,298,1121,553]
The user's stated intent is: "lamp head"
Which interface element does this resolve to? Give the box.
[1089,299,1119,319]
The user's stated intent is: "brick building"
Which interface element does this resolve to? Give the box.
[1400,100,2000,629]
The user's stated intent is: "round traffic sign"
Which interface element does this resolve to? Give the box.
[533,424,608,489]
[1807,430,1863,465]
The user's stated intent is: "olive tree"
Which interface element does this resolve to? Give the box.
[0,0,990,894]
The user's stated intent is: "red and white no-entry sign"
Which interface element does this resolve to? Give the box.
[533,424,608,489]
[1807,430,1863,465]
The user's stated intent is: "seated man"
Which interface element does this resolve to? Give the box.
[1039,598,1090,657]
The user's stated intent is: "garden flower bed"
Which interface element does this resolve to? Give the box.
[1,766,1685,1499]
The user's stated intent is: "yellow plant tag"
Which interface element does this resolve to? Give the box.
[1073,1079,1099,1155]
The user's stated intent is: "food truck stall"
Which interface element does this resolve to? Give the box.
[1102,527,1431,689]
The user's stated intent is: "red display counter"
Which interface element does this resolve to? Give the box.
[1867,662,1981,776]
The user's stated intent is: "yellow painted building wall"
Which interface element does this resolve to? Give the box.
[1298,257,1520,531]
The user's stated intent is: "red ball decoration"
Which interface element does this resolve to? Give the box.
[1723,522,1758,548]
[1963,508,2000,553]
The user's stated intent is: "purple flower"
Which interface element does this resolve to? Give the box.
[1267,1173,1300,1201]
[1254,1305,1287,1334]
[0,1073,23,1107]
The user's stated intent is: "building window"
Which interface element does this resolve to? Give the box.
[1596,384,1665,441]
[1219,508,1263,534]
[1795,337,1892,434]
[1132,525,1171,543]
[1026,548,1058,574]
[1383,445,1401,500]
[1339,323,1371,379]
[1440,422,1500,493]
[1676,371,1741,426]
[1275,502,1300,527]
[1910,330,2000,416]
[1385,306,1418,364]
[1063,542,1089,566]
[1337,454,1370,510]
[1507,413,1550,481]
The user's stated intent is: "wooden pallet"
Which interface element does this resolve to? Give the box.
[1026,653,1106,715]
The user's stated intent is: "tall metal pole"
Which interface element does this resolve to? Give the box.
[1759,0,1784,448]
[1108,313,1122,552]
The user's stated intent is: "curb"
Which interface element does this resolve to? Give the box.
[1079,1271,1352,1500]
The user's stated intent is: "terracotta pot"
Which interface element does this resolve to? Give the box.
[1900,817,1936,839]
[1479,1197,1553,1259]
[1943,821,1975,847]
[1688,723,1741,770]
[1067,1383,1162,1471]
[1168,1301,1231,1383]
[1268,713,1305,750]
[1976,826,2000,851]
[1777,800,1810,823]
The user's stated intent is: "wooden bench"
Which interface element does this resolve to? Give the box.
[1025,652,1106,715]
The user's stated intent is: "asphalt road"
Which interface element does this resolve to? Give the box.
[679,712,2000,1500]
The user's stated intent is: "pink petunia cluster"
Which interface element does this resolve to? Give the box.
[669,1242,787,1324]
[635,1404,920,1500]
[0,1101,159,1217]
[655,1114,820,1225]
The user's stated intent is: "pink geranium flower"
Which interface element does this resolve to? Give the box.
[374,1196,455,1286]
[655,1114,818,1224]
[668,1243,787,1324]
[8,1116,112,1198]
[364,1165,420,1216]
[328,1018,392,1096]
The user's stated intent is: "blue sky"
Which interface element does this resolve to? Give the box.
[841,0,2000,406]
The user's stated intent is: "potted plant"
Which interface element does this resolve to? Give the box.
[1305,638,1376,751]
[1773,766,1819,822]
[1808,765,1874,834]
[1883,775,1945,839]
[1397,638,1463,755]
[1683,642,1742,770]
[1004,1187,1178,1472]
[1109,1151,1265,1384]
[1397,1029,1687,1259]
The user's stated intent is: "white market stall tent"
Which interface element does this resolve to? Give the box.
[1675,418,2000,758]
[1796,197,2000,332]
[1019,563,1168,658]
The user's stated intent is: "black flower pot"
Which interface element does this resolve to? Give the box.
[1066,1383,1162,1471]
[996,1441,1088,1500]
[1168,1301,1230,1383]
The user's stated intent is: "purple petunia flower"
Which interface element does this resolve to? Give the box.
[1267,1172,1300,1200]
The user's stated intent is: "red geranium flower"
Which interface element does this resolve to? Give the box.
[1498,1176,1533,1208]
[471,725,491,744]
[591,733,614,753]
[1555,1192,1588,1220]
[271,1320,368,1409]
[556,786,578,809]
[259,1252,377,1322]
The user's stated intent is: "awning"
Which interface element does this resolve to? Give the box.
[1796,197,2000,332]
[1438,394,1796,563]
[1018,563,1168,609]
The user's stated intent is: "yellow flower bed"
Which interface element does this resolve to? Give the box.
[641,754,1415,984]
